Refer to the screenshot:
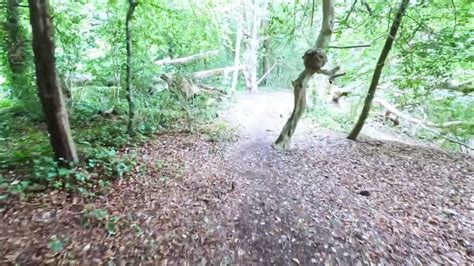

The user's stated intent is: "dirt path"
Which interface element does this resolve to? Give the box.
[222,90,315,143]
[222,91,473,264]
[1,91,472,264]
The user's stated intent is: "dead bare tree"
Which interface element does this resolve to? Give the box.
[273,0,344,150]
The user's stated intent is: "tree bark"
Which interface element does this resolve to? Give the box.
[125,0,138,135]
[274,71,309,149]
[347,0,409,140]
[315,0,335,49]
[274,0,335,150]
[5,0,28,99]
[28,0,78,163]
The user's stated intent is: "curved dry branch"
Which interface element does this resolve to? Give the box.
[274,0,338,150]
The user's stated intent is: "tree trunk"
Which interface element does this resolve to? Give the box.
[260,16,271,86]
[230,14,243,93]
[125,0,138,135]
[5,0,28,99]
[273,0,334,150]
[247,4,259,92]
[274,71,308,149]
[242,0,268,93]
[28,0,78,163]
[314,0,335,50]
[261,37,272,86]
[347,0,409,140]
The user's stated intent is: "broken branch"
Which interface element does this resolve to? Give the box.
[257,63,277,86]
[329,72,346,82]
[374,98,473,128]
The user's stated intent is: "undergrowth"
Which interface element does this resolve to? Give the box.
[0,87,221,199]
[307,96,354,132]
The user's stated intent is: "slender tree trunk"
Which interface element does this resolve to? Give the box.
[242,0,268,93]
[28,0,78,163]
[274,0,334,150]
[5,0,28,99]
[260,15,271,86]
[230,14,243,93]
[347,0,409,140]
[248,5,259,92]
[314,0,335,49]
[261,36,272,86]
[125,0,138,135]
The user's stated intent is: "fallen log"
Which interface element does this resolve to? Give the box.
[154,50,219,66]
[160,73,227,99]
[160,73,200,99]
[373,97,472,128]
[373,97,473,150]
[193,65,244,80]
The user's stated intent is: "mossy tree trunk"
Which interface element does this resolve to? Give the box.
[347,0,409,140]
[273,0,334,150]
[125,0,138,135]
[28,0,78,164]
[5,0,30,101]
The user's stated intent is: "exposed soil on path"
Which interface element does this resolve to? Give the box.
[222,91,473,264]
[1,91,473,264]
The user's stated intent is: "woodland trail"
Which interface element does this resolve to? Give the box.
[1,91,473,264]
[221,91,473,264]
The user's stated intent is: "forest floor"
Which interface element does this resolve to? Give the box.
[1,91,473,264]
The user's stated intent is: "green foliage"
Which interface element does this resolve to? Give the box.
[0,1,38,109]
[1,0,472,200]
[0,82,220,196]
[203,122,237,143]
[307,96,354,132]
[48,235,66,253]
[82,205,120,235]
[328,0,474,148]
